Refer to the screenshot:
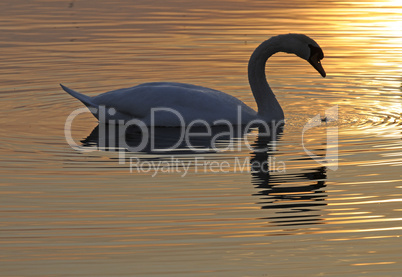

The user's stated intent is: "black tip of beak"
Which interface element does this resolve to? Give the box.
[308,58,326,78]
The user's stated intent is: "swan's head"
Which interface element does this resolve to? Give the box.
[275,34,326,78]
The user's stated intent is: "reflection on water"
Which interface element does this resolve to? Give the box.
[81,122,329,228]
[81,123,330,229]
[250,127,327,226]
[81,124,255,154]
[1,0,402,276]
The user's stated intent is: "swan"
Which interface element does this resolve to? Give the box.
[61,33,325,126]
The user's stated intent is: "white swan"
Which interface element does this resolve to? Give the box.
[61,34,325,126]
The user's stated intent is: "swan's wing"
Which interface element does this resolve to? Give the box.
[92,82,255,122]
[61,84,96,108]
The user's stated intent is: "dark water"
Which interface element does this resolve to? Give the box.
[1,0,402,276]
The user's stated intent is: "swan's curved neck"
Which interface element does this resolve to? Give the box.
[248,38,284,121]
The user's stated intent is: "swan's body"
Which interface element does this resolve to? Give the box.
[61,82,258,126]
[61,34,325,126]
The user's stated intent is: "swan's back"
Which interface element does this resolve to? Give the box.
[68,82,257,125]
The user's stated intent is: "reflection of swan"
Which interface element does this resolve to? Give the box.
[81,124,251,154]
[61,34,325,126]
[250,127,327,226]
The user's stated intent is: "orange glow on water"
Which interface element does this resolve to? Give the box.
[1,1,402,276]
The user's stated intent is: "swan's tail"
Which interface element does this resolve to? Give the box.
[60,84,97,108]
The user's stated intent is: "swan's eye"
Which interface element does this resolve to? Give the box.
[308,44,324,60]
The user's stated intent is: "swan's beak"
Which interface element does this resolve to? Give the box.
[308,54,326,78]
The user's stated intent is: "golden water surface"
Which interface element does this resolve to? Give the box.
[1,0,402,276]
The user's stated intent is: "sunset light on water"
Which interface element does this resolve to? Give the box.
[1,0,402,276]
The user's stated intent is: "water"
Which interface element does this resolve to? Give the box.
[1,0,402,276]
